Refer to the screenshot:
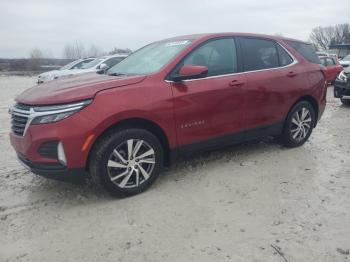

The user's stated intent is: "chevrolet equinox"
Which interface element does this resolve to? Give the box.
[9,33,327,196]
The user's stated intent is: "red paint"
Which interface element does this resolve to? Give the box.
[10,33,327,170]
[178,65,208,77]
[319,56,343,82]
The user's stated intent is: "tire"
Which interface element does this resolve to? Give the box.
[280,101,316,148]
[340,98,350,105]
[89,128,164,197]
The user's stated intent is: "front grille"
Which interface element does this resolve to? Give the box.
[11,103,31,136]
[343,64,349,68]
[38,141,59,159]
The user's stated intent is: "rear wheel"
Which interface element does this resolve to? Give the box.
[280,101,316,148]
[90,128,164,197]
[340,98,350,105]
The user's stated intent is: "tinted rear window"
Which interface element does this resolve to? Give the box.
[240,38,279,71]
[285,40,320,64]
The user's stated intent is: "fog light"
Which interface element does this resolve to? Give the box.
[57,141,67,166]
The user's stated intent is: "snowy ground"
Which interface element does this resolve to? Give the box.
[0,76,349,262]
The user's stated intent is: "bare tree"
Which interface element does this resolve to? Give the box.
[333,24,350,44]
[309,26,335,50]
[30,48,43,59]
[62,41,86,59]
[73,41,85,59]
[86,44,102,57]
[63,44,75,59]
[310,23,350,50]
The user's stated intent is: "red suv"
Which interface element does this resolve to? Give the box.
[9,33,327,196]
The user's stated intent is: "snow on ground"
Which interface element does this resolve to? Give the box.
[0,76,349,262]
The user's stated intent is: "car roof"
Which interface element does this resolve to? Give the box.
[161,32,310,45]
[100,54,129,59]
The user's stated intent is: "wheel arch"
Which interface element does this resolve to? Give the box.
[292,95,319,127]
[86,118,171,171]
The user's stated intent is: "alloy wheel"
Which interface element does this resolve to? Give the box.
[290,107,312,142]
[107,139,156,188]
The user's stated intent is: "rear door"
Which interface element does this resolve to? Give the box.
[238,37,304,131]
[169,37,247,147]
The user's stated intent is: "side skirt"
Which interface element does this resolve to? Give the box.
[169,121,284,163]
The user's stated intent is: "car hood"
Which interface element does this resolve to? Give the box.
[340,60,350,65]
[16,72,147,105]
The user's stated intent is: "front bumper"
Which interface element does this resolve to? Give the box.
[9,106,98,183]
[334,79,350,98]
[17,153,86,183]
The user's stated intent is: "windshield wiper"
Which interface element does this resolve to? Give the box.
[108,72,126,76]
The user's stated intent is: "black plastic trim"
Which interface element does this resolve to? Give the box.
[17,153,86,183]
[169,121,284,162]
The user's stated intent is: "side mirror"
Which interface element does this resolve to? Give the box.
[99,63,108,70]
[96,63,108,74]
[171,65,208,82]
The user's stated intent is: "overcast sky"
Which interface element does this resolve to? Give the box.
[0,0,349,58]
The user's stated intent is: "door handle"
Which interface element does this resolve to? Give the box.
[286,71,297,77]
[229,79,245,87]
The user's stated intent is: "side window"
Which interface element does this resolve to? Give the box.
[104,58,123,68]
[277,44,294,66]
[71,59,93,69]
[71,61,85,69]
[285,40,320,64]
[182,38,237,77]
[320,58,327,66]
[327,58,336,65]
[241,38,279,71]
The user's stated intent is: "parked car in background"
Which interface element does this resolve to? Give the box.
[334,68,350,105]
[319,56,343,82]
[9,33,326,196]
[316,51,329,57]
[339,54,350,68]
[37,58,95,84]
[37,55,128,84]
[53,54,128,80]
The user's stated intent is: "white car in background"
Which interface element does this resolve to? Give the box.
[339,55,350,68]
[37,54,128,84]
[37,58,95,84]
[316,51,328,57]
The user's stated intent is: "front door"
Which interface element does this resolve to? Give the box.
[169,38,246,148]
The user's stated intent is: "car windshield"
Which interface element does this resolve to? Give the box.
[59,60,80,71]
[343,55,350,61]
[80,59,104,69]
[107,40,192,76]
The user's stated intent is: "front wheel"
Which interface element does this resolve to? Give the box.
[89,128,164,197]
[280,101,316,148]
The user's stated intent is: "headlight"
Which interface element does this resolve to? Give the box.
[31,99,92,125]
[337,71,347,81]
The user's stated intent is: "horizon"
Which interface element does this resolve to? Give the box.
[1,0,349,59]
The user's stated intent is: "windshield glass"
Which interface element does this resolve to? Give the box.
[107,40,192,75]
[60,60,80,70]
[81,59,103,69]
[343,55,350,61]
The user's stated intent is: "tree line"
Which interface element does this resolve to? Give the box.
[309,23,350,50]
[30,41,132,59]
